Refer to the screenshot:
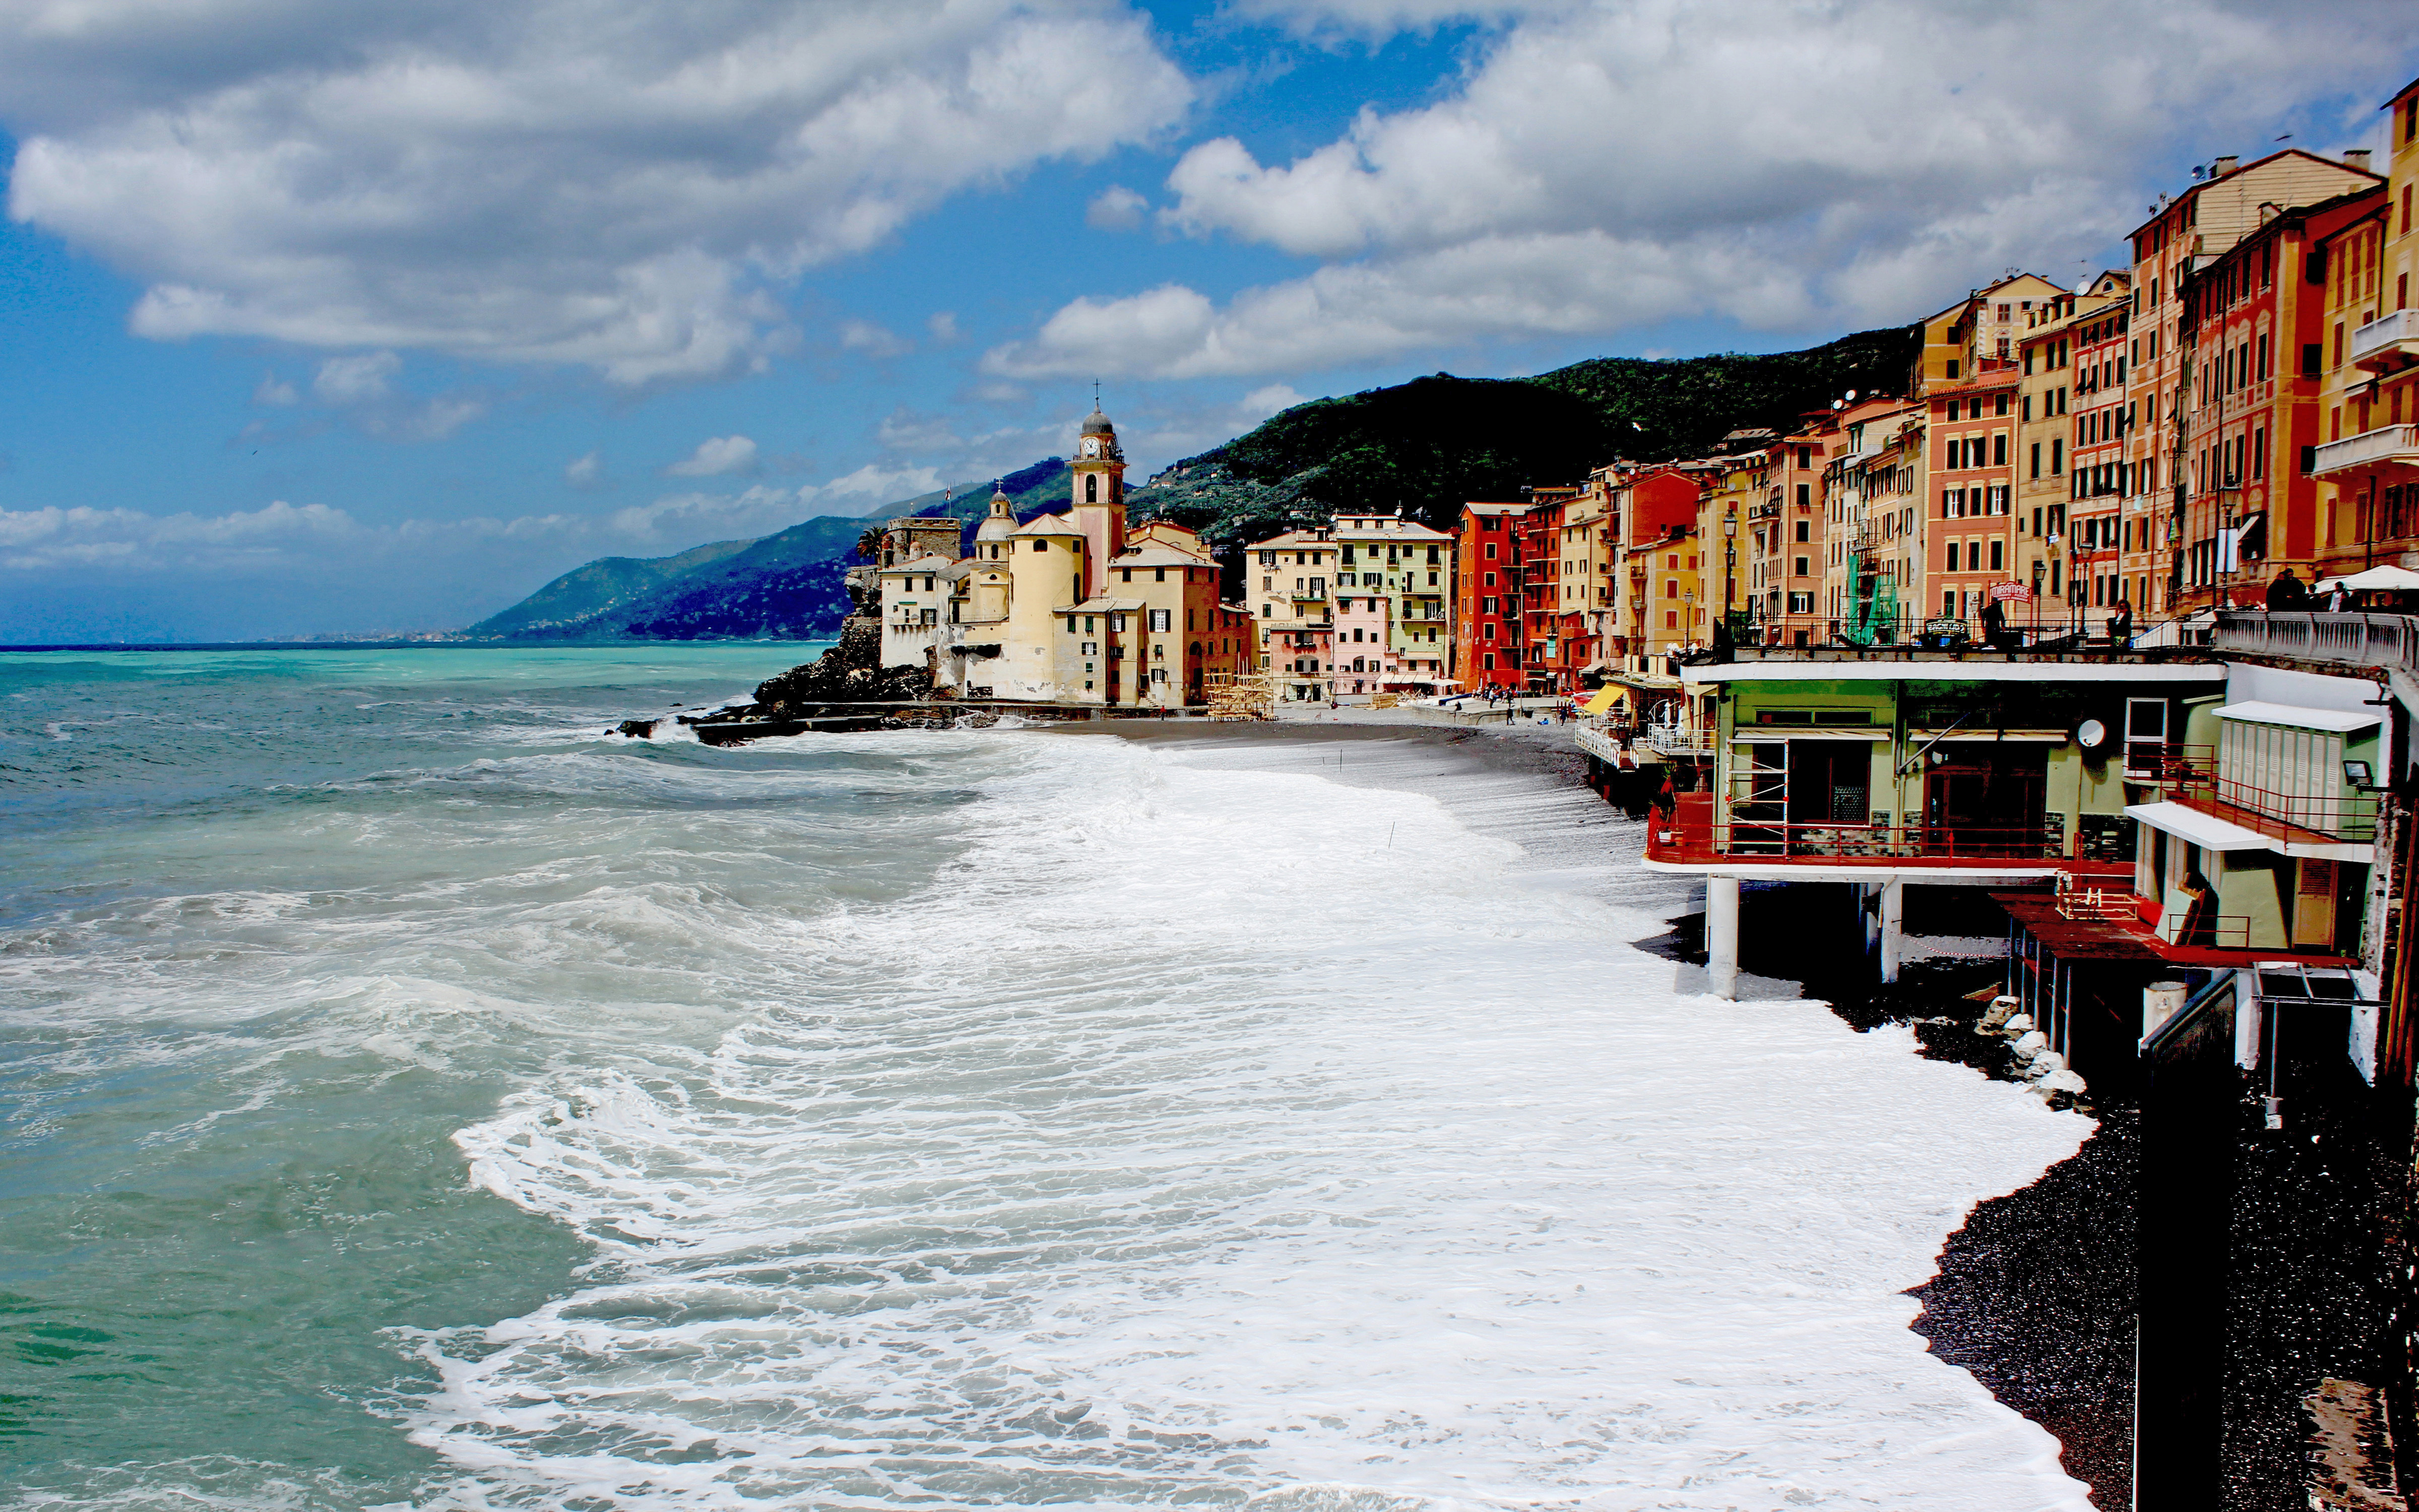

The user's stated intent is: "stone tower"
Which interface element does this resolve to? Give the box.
[1069,401,1126,599]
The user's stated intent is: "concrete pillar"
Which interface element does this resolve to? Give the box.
[1877,878,1905,984]
[1707,876,1741,1000]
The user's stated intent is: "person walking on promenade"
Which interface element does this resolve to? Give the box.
[2266,569,2306,611]
[2110,599,2134,648]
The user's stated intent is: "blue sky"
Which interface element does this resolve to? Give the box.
[3,0,2415,642]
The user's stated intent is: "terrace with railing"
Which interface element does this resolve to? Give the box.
[1644,793,2092,868]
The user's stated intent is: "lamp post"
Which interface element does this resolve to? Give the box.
[1723,508,1739,633]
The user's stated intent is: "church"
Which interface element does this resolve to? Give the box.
[875,403,1257,707]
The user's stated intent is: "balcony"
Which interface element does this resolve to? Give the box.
[1645,794,2076,868]
[2310,424,2419,477]
[2352,308,2419,371]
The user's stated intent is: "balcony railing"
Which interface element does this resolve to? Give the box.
[1640,722,1714,755]
[2123,734,2378,842]
[2310,424,2419,476]
[1646,795,2069,865]
[2352,308,2419,370]
[2213,611,2419,685]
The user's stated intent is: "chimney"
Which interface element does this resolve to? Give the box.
[2211,155,2240,177]
[2345,149,2373,172]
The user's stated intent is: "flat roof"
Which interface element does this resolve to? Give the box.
[2214,700,2381,733]
[1683,659,2225,685]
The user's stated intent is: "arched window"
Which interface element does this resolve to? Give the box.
[1086,474,1099,503]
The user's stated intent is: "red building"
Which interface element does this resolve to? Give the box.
[1616,467,1710,659]
[1454,502,1527,689]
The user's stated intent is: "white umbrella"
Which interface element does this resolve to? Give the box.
[2319,565,2419,592]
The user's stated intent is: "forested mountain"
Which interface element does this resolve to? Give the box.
[1124,324,1920,553]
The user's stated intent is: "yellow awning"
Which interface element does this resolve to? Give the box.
[1580,686,1623,716]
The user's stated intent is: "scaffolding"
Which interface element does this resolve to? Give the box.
[1204,670,1275,721]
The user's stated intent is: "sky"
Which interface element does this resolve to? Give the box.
[3,0,2416,642]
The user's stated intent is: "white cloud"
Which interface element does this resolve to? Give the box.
[563,451,602,488]
[3,0,1194,385]
[664,435,758,478]
[926,310,960,344]
[0,498,356,571]
[838,318,911,359]
[313,350,398,405]
[250,372,297,407]
[992,0,2419,379]
[1224,0,1557,38]
[1086,184,1149,231]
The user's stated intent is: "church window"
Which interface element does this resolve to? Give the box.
[1086,475,1099,502]
[1033,540,1046,551]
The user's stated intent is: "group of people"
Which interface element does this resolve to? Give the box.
[2265,568,2354,613]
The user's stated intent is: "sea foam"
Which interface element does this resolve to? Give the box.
[411,731,2093,1511]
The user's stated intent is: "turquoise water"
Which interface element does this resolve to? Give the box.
[2,645,2094,1510]
[3,645,844,1505]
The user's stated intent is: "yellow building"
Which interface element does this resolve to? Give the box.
[2308,101,2419,580]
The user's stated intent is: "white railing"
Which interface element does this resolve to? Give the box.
[1574,724,1624,763]
[1640,722,1715,755]
[2352,309,2419,365]
[2311,424,2418,476]
[2213,611,2419,685]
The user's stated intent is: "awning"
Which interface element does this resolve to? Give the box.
[2213,700,2381,733]
[1580,686,1623,715]
[2125,801,2274,851]
[2320,564,2419,591]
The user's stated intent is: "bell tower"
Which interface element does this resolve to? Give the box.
[1069,389,1126,598]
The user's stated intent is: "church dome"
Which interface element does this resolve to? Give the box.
[1081,406,1114,436]
[975,483,1017,542]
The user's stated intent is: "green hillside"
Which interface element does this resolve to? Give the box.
[465,537,756,637]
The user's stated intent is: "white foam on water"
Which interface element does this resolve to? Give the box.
[414,732,2094,1511]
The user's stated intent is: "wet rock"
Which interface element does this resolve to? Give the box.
[611,718,660,739]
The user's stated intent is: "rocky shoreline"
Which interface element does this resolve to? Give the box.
[609,618,942,740]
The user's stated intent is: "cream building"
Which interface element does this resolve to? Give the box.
[1247,527,1341,701]
[876,404,1250,707]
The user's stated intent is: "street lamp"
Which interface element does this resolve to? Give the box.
[1723,508,1739,635]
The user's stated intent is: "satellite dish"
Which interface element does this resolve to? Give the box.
[2076,717,2109,752]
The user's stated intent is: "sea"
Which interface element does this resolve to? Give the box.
[2,644,2094,1511]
